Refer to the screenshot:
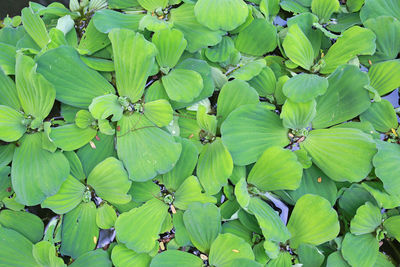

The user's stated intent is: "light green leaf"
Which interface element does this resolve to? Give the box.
[282,73,328,103]
[0,68,20,110]
[302,128,377,182]
[138,0,168,10]
[89,94,123,122]
[0,210,44,243]
[298,244,325,267]
[75,110,95,129]
[197,138,233,195]
[209,233,255,267]
[196,105,217,136]
[326,251,350,267]
[96,203,117,229]
[281,99,316,129]
[313,65,371,129]
[320,26,376,74]
[61,202,99,259]
[248,197,291,243]
[78,19,110,55]
[36,46,115,108]
[341,233,379,267]
[383,216,400,241]
[170,3,225,53]
[362,182,400,209]
[41,175,85,214]
[288,164,338,205]
[373,141,400,196]
[248,146,302,191]
[12,132,70,205]
[117,113,181,181]
[360,0,400,22]
[248,66,276,97]
[33,241,66,267]
[174,175,217,210]
[87,157,132,205]
[92,9,144,33]
[0,43,16,75]
[183,202,221,253]
[229,59,265,81]
[109,29,157,103]
[360,99,398,132]
[311,0,339,22]
[368,60,400,96]
[111,244,152,267]
[282,24,314,70]
[21,7,49,48]
[150,250,203,267]
[217,80,259,125]
[162,69,203,103]
[69,250,112,267]
[205,36,236,63]
[266,251,292,267]
[0,105,26,142]
[115,198,169,253]
[143,99,173,127]
[152,28,187,69]
[50,124,97,151]
[287,194,340,248]
[235,19,277,56]
[350,202,382,235]
[0,226,39,267]
[221,104,289,166]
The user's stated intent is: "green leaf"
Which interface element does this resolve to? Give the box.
[229,59,265,81]
[197,105,217,135]
[288,164,337,205]
[197,138,233,195]
[162,137,199,191]
[364,16,400,62]
[183,202,221,253]
[341,233,379,267]
[360,99,398,132]
[96,203,117,229]
[280,99,316,129]
[13,50,50,98]
[205,36,236,63]
[78,19,110,55]
[221,104,289,166]
[350,202,382,235]
[248,197,291,243]
[36,46,115,108]
[75,110,95,129]
[117,113,182,181]
[89,94,123,122]
[360,0,400,22]
[282,24,314,70]
[373,141,400,196]
[115,198,169,253]
[0,43,16,75]
[32,241,66,267]
[362,182,400,209]
[0,105,26,142]
[21,7,49,48]
[162,69,203,103]
[61,202,99,259]
[70,250,112,267]
[248,146,303,191]
[152,28,187,69]
[383,215,400,241]
[266,251,292,267]
[12,132,70,205]
[174,175,216,210]
[326,251,350,267]
[312,65,371,129]
[0,226,39,267]
[298,244,324,267]
[368,60,400,96]
[87,157,132,205]
[0,68,20,110]
[109,29,157,103]
[248,66,276,97]
[170,3,224,53]
[217,80,259,125]
[143,99,173,127]
[302,128,377,182]
[138,0,168,10]
[194,0,247,31]
[282,73,328,103]
[320,26,376,74]
[111,244,152,267]
[92,9,144,34]
[287,194,340,248]
[209,233,255,267]
[311,0,339,22]
[41,175,85,214]
[0,210,44,243]
[50,124,97,151]
[150,250,204,267]
[235,19,277,56]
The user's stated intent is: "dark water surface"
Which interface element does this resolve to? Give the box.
[1,0,69,18]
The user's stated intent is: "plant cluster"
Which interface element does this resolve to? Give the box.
[0,0,400,266]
